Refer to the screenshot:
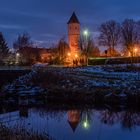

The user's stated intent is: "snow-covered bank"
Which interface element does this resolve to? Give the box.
[72,65,140,90]
[1,64,140,105]
[41,65,140,103]
[2,69,46,96]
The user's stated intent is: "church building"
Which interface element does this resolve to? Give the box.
[67,12,80,58]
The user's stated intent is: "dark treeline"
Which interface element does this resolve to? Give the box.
[0,18,140,65]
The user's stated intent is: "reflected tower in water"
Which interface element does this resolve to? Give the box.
[67,110,81,132]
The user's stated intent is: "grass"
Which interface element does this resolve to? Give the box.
[0,123,50,140]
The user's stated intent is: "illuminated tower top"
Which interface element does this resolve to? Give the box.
[67,12,80,57]
[67,12,80,24]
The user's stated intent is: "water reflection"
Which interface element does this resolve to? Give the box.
[81,110,91,129]
[0,106,140,140]
[99,109,140,130]
[67,110,81,132]
[19,106,28,118]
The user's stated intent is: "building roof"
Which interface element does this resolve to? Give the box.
[18,46,52,54]
[67,12,80,24]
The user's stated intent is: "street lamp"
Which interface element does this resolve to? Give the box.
[134,48,138,57]
[83,30,89,37]
[16,53,20,64]
[67,53,71,56]
[16,53,20,57]
[83,29,89,66]
[67,53,71,66]
[75,54,78,58]
[83,29,89,41]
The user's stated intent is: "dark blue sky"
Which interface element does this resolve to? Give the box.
[0,0,140,47]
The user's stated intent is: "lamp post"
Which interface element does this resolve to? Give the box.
[67,53,71,66]
[67,53,71,57]
[134,48,138,64]
[134,48,138,57]
[16,53,20,57]
[83,29,89,66]
[16,53,20,64]
[75,54,78,58]
[83,30,89,40]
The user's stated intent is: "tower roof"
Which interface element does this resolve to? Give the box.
[68,120,79,133]
[67,12,80,24]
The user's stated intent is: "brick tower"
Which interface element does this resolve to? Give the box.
[67,12,80,57]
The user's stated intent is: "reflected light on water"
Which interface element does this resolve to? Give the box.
[83,121,89,129]
[83,114,90,129]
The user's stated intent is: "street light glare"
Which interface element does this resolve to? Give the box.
[134,48,138,52]
[67,53,71,56]
[16,53,20,57]
[83,122,88,128]
[83,30,88,36]
[83,121,89,129]
[75,54,78,58]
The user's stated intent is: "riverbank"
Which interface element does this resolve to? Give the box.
[0,66,31,87]
[0,124,50,140]
[42,65,140,105]
[1,64,140,105]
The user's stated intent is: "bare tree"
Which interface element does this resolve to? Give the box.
[57,37,70,63]
[13,33,32,51]
[0,32,9,64]
[92,47,100,57]
[99,20,121,56]
[79,35,95,65]
[121,19,139,63]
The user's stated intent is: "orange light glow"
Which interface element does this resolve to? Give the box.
[75,54,78,58]
[134,48,138,52]
[67,53,71,56]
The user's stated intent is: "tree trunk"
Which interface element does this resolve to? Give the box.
[86,54,88,66]
[130,51,134,66]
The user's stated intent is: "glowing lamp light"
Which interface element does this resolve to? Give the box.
[134,48,138,52]
[67,53,71,56]
[83,121,89,129]
[75,54,78,58]
[16,53,20,57]
[83,30,88,36]
[83,30,89,37]
[83,122,88,128]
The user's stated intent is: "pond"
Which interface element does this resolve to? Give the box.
[0,105,140,140]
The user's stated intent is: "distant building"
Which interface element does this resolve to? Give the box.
[18,46,52,64]
[67,12,80,57]
[18,13,81,65]
[37,47,52,62]
[102,48,121,57]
